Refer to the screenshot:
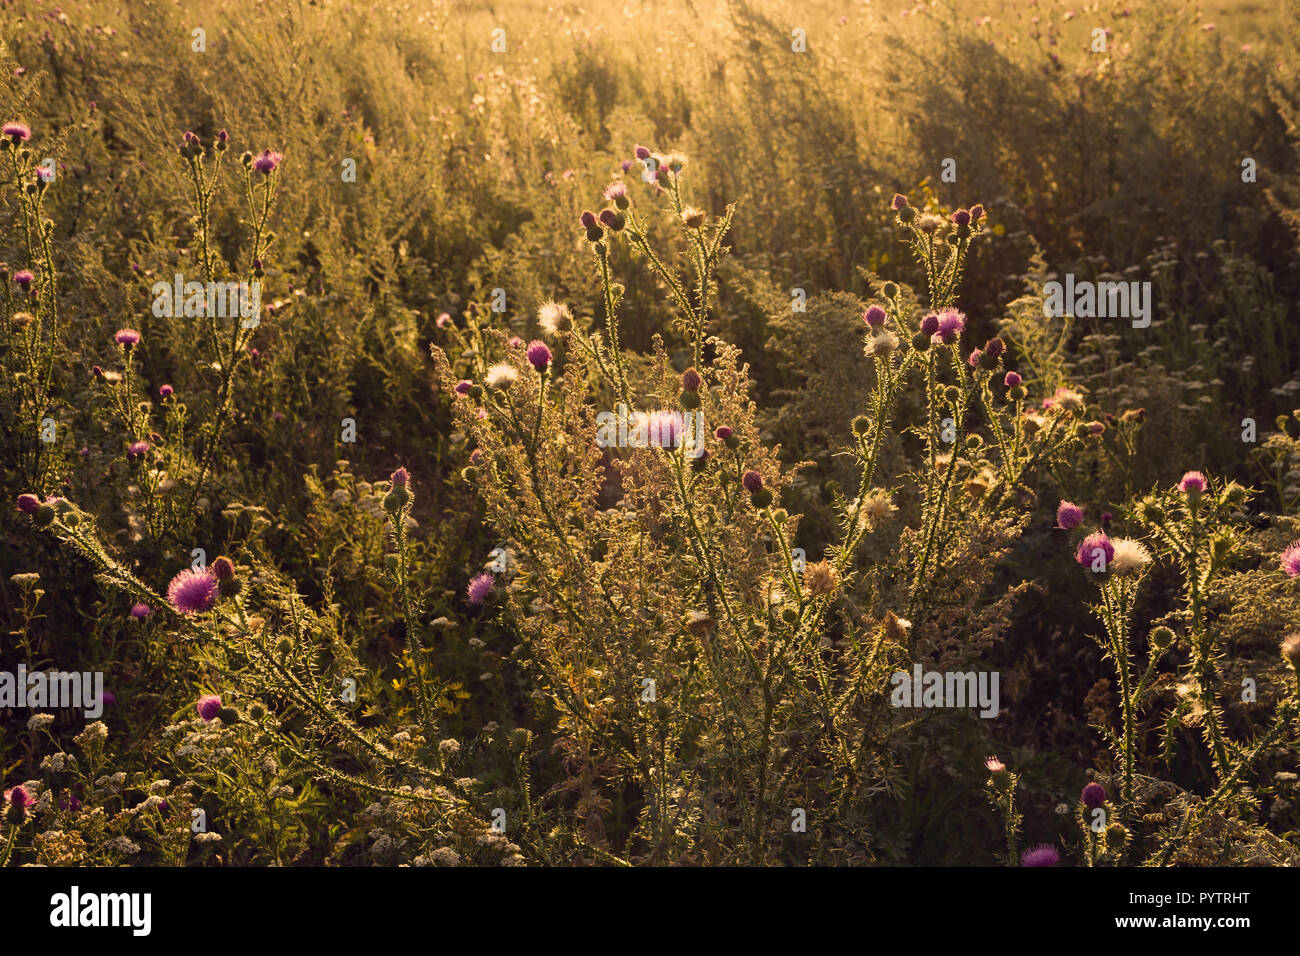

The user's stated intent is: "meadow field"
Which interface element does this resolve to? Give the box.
[2,0,1300,868]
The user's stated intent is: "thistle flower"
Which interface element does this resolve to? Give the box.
[865,330,899,358]
[454,380,473,395]
[1020,844,1060,867]
[604,182,627,202]
[680,206,706,229]
[859,488,896,527]
[919,313,940,337]
[537,301,573,335]
[197,694,222,722]
[634,145,651,160]
[252,149,283,173]
[1081,782,1106,808]
[12,269,34,289]
[1109,538,1151,575]
[436,312,452,329]
[970,204,985,221]
[467,572,495,605]
[967,348,982,368]
[715,426,733,441]
[1280,540,1300,578]
[805,560,839,597]
[1056,500,1083,529]
[526,340,552,371]
[485,363,518,389]
[933,308,966,344]
[1004,371,1022,387]
[167,568,219,615]
[115,328,141,347]
[951,208,971,226]
[159,384,174,397]
[1282,634,1300,669]
[863,305,887,328]
[7,785,34,807]
[916,214,944,235]
[742,470,764,493]
[16,493,39,515]
[1050,386,1085,414]
[130,603,151,619]
[891,193,909,210]
[985,755,1005,773]
[3,122,32,142]
[1179,471,1208,495]
[126,441,150,463]
[1076,532,1115,571]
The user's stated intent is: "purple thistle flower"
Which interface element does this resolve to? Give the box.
[526,340,552,371]
[454,380,473,395]
[167,568,219,615]
[507,336,524,349]
[741,470,764,493]
[967,349,982,368]
[863,305,887,328]
[1076,531,1115,570]
[919,313,940,337]
[467,572,495,605]
[130,603,151,619]
[620,159,633,172]
[391,467,409,488]
[1081,782,1106,808]
[1057,500,1083,529]
[1280,540,1300,578]
[115,328,141,347]
[252,149,283,173]
[16,493,39,514]
[12,269,34,289]
[127,440,150,461]
[1021,844,1060,867]
[1004,371,1022,387]
[3,121,32,142]
[197,694,222,722]
[714,426,733,441]
[1179,471,1207,495]
[984,337,1005,359]
[970,204,985,221]
[682,368,702,392]
[7,785,34,808]
[579,210,598,228]
[951,208,971,226]
[891,193,909,210]
[634,145,651,160]
[604,182,627,201]
[933,308,966,344]
[598,208,618,228]
[436,312,452,329]
[159,384,173,397]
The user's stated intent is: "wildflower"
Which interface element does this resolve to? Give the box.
[1076,532,1115,571]
[537,301,572,335]
[391,467,409,489]
[604,181,628,205]
[865,330,899,358]
[467,572,495,605]
[580,210,602,241]
[1281,540,1300,578]
[951,208,971,226]
[159,384,173,397]
[1050,386,1085,414]
[3,121,32,142]
[1281,634,1300,669]
[1004,371,1022,388]
[891,193,909,210]
[680,206,706,230]
[715,425,732,440]
[859,489,896,527]
[16,493,39,514]
[252,148,283,173]
[916,213,944,235]
[970,204,985,222]
[454,380,473,395]
[933,308,966,344]
[196,694,222,722]
[485,363,518,389]
[167,567,219,614]
[27,713,54,732]
[436,312,452,329]
[1109,538,1151,575]
[526,340,552,371]
[115,328,141,347]
[12,269,34,290]
[1020,844,1060,867]
[682,368,702,392]
[863,305,887,328]
[1179,471,1208,496]
[599,208,622,230]
[919,313,940,337]
[7,785,34,807]
[507,336,524,348]
[742,470,764,493]
[1081,782,1106,808]
[634,145,651,160]
[127,440,150,462]
[805,560,839,597]
[130,603,151,619]
[967,349,982,368]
